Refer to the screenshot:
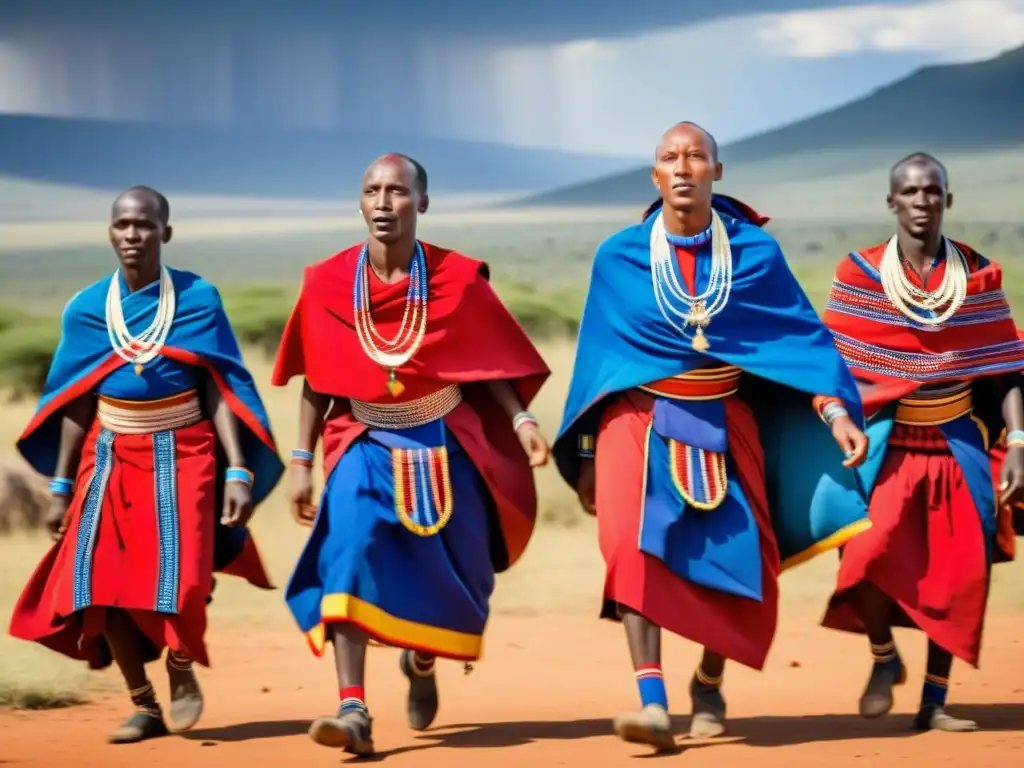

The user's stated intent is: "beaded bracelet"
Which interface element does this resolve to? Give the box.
[822,402,849,428]
[49,477,74,497]
[512,411,538,433]
[225,467,254,486]
[578,434,595,459]
[291,449,315,467]
[1007,429,1024,449]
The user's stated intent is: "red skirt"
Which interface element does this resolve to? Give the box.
[595,391,780,670]
[9,418,218,668]
[822,424,988,666]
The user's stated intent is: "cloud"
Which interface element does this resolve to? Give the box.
[2,1,912,46]
[759,0,1024,59]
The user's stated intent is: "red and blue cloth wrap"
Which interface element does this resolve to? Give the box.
[271,243,550,661]
[554,195,866,669]
[819,241,1024,665]
[8,268,283,668]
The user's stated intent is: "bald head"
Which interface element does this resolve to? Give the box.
[656,122,719,163]
[364,153,428,196]
[889,152,948,193]
[111,185,170,225]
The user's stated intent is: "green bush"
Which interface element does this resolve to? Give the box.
[0,319,61,400]
[0,282,589,399]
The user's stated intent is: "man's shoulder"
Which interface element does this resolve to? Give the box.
[167,268,221,301]
[949,239,993,272]
[725,217,786,270]
[305,243,363,281]
[594,223,648,264]
[728,216,780,250]
[63,275,110,320]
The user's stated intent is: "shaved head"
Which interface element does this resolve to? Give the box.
[365,153,428,196]
[657,121,719,163]
[360,154,429,245]
[889,152,948,193]
[112,185,170,225]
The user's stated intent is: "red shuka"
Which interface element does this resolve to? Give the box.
[821,243,1024,665]
[271,242,551,569]
[10,419,219,668]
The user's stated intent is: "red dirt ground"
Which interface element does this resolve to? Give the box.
[2,613,1023,767]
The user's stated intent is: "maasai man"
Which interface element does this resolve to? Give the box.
[272,154,551,756]
[819,152,1024,732]
[8,187,283,743]
[554,122,871,751]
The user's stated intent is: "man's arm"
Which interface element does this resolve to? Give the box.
[45,393,96,539]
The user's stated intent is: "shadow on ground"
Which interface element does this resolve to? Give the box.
[180,703,1024,759]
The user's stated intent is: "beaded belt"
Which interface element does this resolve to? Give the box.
[639,366,741,401]
[350,385,463,429]
[893,386,972,426]
[97,389,203,435]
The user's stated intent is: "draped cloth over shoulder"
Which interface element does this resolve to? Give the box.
[819,241,1024,666]
[272,242,551,660]
[553,196,866,669]
[9,269,284,668]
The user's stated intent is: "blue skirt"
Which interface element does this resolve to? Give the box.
[285,421,496,660]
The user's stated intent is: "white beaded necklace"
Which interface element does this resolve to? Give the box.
[650,209,733,351]
[879,235,967,326]
[105,266,176,375]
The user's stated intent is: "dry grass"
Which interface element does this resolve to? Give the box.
[2,340,1024,710]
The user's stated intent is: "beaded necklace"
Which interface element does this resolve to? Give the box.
[105,266,176,375]
[650,210,733,351]
[353,241,428,397]
[879,235,967,326]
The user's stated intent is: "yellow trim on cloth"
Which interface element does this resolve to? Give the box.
[780,518,873,572]
[304,593,484,661]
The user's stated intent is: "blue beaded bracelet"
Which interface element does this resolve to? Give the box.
[225,467,254,486]
[1006,429,1024,443]
[49,477,74,496]
[291,449,315,462]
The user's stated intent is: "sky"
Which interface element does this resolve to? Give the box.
[1,0,1023,158]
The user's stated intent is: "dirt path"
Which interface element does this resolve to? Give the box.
[2,613,1023,767]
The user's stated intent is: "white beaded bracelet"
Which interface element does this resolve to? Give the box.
[822,402,848,427]
[512,411,538,432]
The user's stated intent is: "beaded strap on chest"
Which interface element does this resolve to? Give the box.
[350,385,462,429]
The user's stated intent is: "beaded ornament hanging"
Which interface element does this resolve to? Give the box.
[353,241,428,397]
[649,210,733,352]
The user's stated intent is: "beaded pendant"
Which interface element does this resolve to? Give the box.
[386,368,405,397]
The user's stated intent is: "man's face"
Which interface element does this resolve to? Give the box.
[887,161,951,239]
[359,157,426,244]
[109,194,166,271]
[651,124,722,213]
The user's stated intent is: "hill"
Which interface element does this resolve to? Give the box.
[0,116,637,200]
[517,45,1024,221]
